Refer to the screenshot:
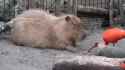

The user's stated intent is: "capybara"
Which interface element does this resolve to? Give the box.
[7,9,85,51]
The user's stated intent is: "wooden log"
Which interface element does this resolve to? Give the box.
[78,5,109,15]
[77,5,118,16]
[53,55,125,70]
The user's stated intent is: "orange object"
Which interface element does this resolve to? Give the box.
[88,27,125,52]
[103,28,125,46]
[120,63,125,70]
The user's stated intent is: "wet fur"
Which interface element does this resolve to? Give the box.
[8,9,83,50]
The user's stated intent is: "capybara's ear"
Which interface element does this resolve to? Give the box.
[65,16,71,22]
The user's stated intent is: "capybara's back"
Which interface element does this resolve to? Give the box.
[9,9,57,48]
[8,9,85,50]
[11,17,56,48]
[7,9,57,28]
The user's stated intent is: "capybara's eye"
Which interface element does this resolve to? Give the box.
[65,16,71,22]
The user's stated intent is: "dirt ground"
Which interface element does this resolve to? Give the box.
[0,29,125,70]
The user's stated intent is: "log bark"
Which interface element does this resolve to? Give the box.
[78,5,109,15]
[77,5,118,17]
[53,55,125,70]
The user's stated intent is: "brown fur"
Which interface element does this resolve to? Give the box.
[8,9,84,50]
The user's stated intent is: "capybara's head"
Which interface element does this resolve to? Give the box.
[57,15,81,33]
[63,15,82,38]
[64,15,81,29]
[55,15,85,45]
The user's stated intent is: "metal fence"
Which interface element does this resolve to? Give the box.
[0,0,124,25]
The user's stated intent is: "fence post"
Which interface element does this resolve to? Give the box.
[3,0,5,17]
[73,0,78,15]
[109,0,114,25]
[54,0,59,15]
[119,0,124,19]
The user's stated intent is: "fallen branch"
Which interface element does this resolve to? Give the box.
[53,55,125,70]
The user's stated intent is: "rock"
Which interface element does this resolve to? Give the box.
[96,47,125,58]
[0,21,11,40]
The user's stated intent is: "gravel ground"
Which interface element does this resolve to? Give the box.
[0,39,74,70]
[0,30,125,70]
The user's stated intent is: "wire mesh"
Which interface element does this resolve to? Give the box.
[0,0,124,30]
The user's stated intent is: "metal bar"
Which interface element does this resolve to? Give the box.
[85,0,86,7]
[39,0,41,9]
[24,0,26,10]
[54,0,57,15]
[26,0,30,9]
[97,0,99,8]
[73,0,77,15]
[92,0,94,7]
[3,0,5,17]
[101,0,102,8]
[120,0,124,18]
[89,0,90,8]
[8,0,11,17]
[109,0,114,25]
[81,0,82,6]
[46,0,47,10]
[13,0,16,17]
